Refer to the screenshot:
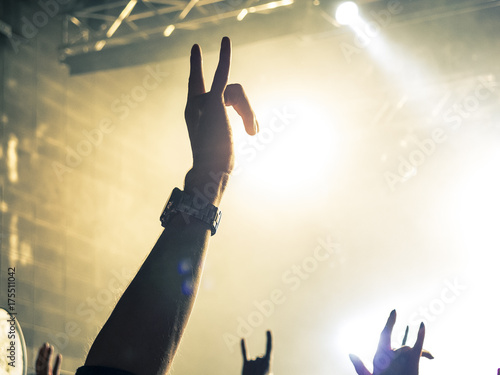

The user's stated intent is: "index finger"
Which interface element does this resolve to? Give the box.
[265,330,272,359]
[211,37,231,95]
[378,310,396,352]
[188,44,205,98]
[241,338,248,362]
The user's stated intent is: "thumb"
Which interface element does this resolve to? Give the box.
[349,354,372,375]
[224,83,259,135]
[421,350,434,360]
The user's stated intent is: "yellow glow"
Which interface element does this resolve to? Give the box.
[233,99,338,198]
[336,315,381,371]
[248,0,293,14]
[7,134,18,183]
[95,40,106,51]
[179,0,199,20]
[455,148,500,269]
[106,19,121,38]
[70,16,81,26]
[163,24,175,37]
[237,9,248,21]
[106,19,122,38]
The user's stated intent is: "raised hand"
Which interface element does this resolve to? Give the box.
[349,310,433,375]
[241,331,272,375]
[184,36,258,195]
[82,38,258,375]
[36,343,62,375]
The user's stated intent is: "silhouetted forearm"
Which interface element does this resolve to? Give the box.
[84,175,227,375]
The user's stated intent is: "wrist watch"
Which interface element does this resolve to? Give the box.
[160,188,222,235]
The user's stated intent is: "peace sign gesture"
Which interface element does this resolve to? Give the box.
[184,37,258,194]
[349,310,433,375]
[241,331,273,375]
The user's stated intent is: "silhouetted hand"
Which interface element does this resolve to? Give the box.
[36,343,62,375]
[349,310,433,375]
[184,36,258,195]
[82,38,258,375]
[241,330,272,375]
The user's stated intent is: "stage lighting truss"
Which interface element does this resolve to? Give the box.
[60,0,294,58]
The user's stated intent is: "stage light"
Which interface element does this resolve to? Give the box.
[95,40,106,51]
[249,0,294,14]
[237,9,248,21]
[335,1,359,26]
[163,24,175,37]
[179,0,199,20]
[69,16,81,27]
[106,0,137,38]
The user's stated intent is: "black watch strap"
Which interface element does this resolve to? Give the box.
[160,188,221,235]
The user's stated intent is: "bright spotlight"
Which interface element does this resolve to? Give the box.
[335,1,359,26]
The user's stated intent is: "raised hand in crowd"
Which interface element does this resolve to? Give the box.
[349,310,433,375]
[36,343,62,375]
[80,37,258,375]
[241,330,273,375]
